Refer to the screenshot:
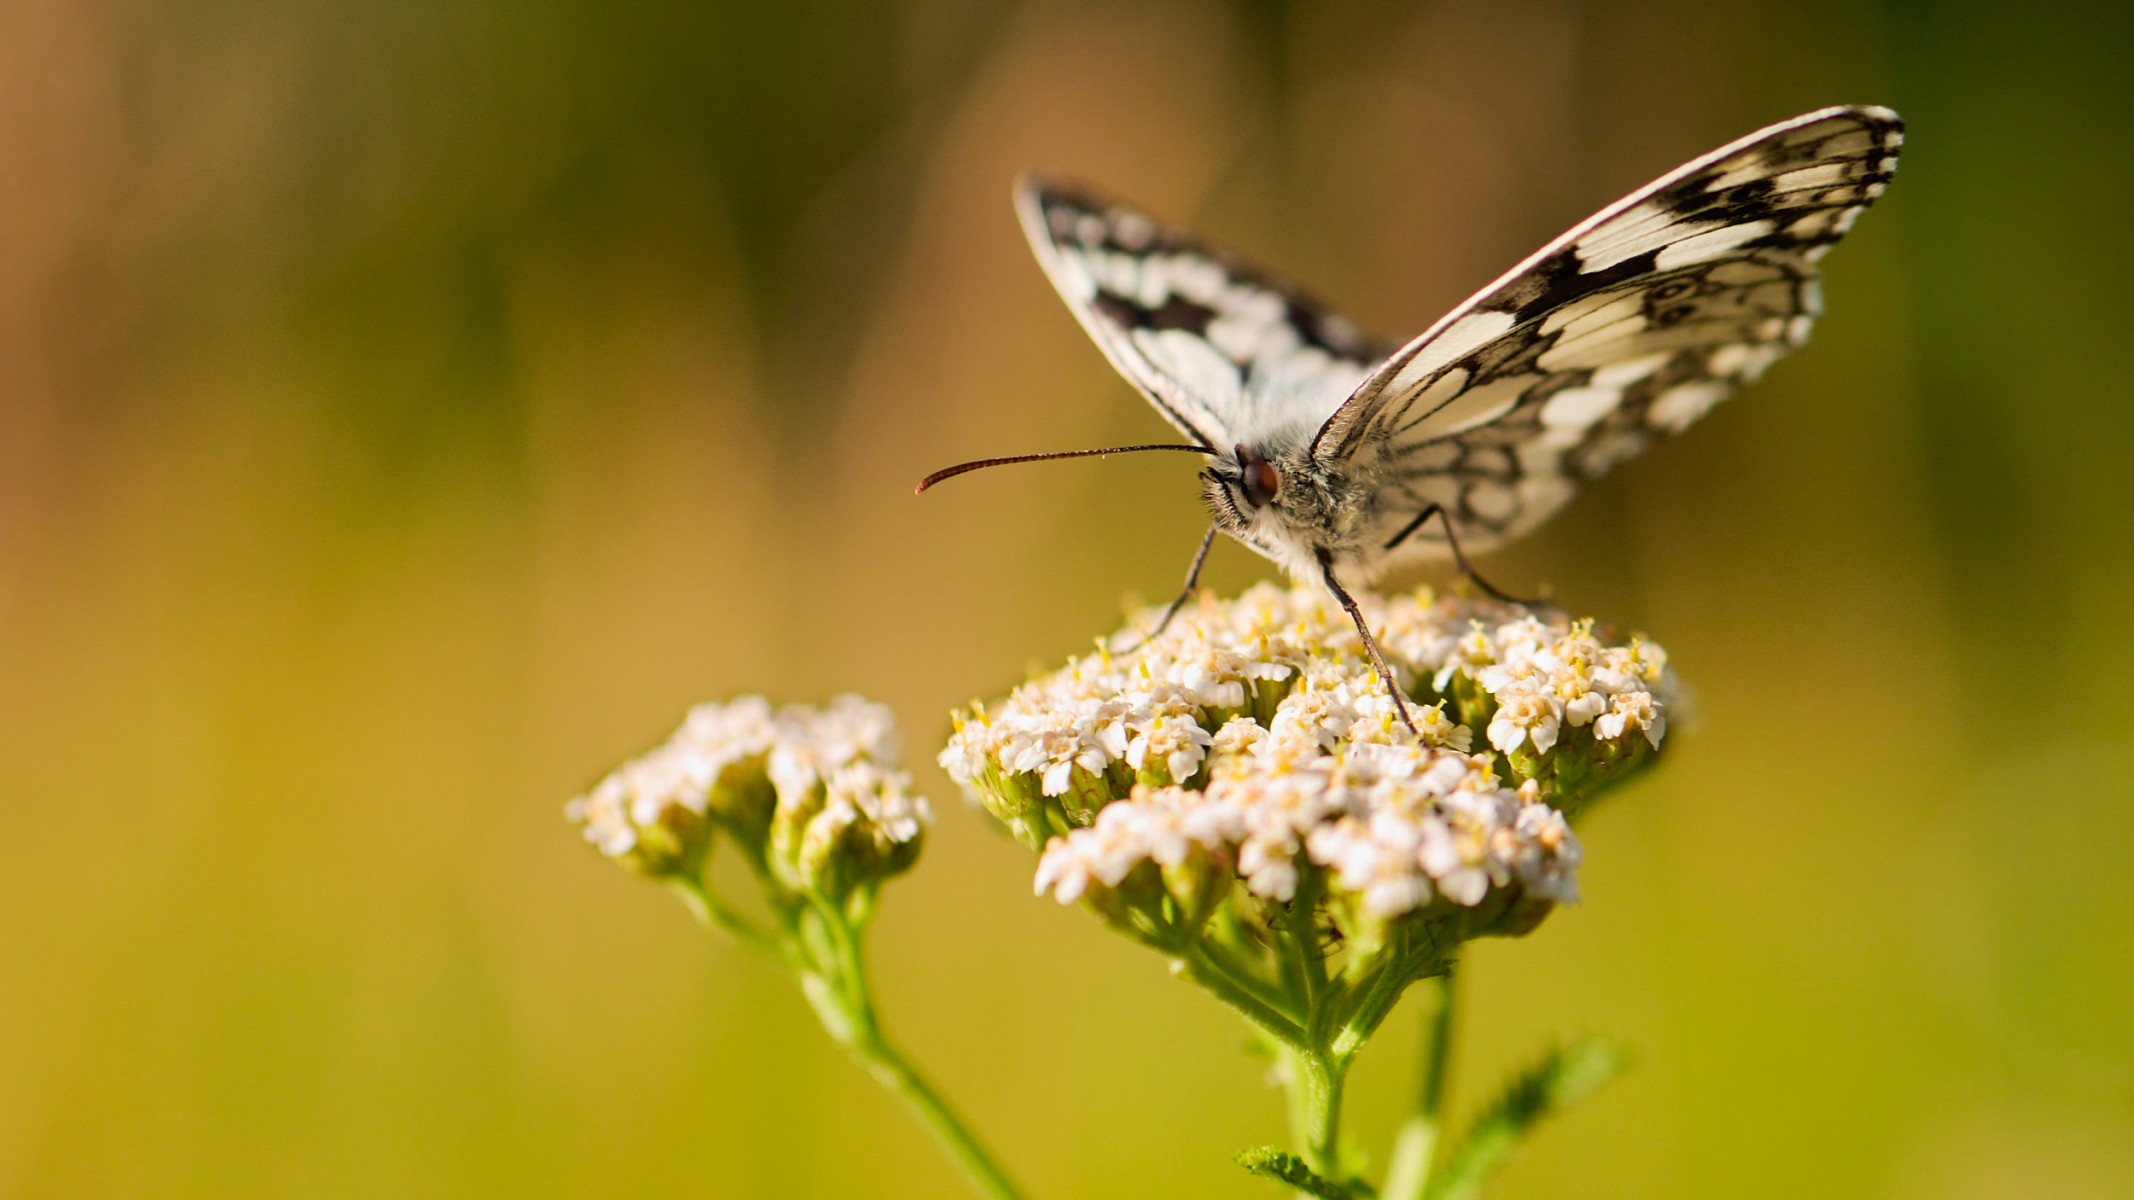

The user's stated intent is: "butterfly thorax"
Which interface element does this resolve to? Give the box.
[1202,439,1385,584]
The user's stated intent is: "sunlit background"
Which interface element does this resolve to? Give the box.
[4,1,2131,1196]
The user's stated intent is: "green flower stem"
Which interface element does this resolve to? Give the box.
[1274,1044,1316,1162]
[670,876,780,956]
[1297,1048,1346,1178]
[1180,944,1307,1048]
[678,882,1029,1200]
[807,898,1030,1200]
[1193,938,1300,1024]
[1380,973,1458,1200]
[1270,1043,1351,1188]
[849,1029,1028,1200]
[1330,960,1405,1062]
[1286,872,1332,1021]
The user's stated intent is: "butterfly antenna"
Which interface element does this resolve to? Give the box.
[915,443,1214,494]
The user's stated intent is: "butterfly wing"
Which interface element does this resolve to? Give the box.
[1313,105,1903,572]
[1016,177,1393,450]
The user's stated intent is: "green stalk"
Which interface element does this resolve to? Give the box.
[847,1031,1028,1200]
[1271,1042,1350,1187]
[808,898,1031,1200]
[1266,899,1352,1191]
[1275,1043,1316,1159]
[679,882,1030,1200]
[1380,973,1457,1200]
[1299,1049,1346,1178]
[1329,953,1411,1063]
[1181,944,1309,1048]
[670,876,780,956]
[1286,871,1332,1025]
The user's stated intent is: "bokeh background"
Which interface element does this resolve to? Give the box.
[5,1,2131,1196]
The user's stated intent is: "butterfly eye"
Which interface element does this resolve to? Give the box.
[1238,451,1281,507]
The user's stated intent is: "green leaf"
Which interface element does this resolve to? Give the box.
[1426,1038,1628,1200]
[1235,1147,1373,1199]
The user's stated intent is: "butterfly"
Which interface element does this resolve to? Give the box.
[920,105,1902,729]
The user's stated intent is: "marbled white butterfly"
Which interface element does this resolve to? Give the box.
[921,106,1902,728]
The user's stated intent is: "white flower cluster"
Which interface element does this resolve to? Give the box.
[567,695,929,875]
[1441,615,1671,757]
[941,584,1672,924]
[1030,744,1580,921]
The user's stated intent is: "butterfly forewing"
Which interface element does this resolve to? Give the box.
[1015,177,1393,450]
[1306,106,1901,569]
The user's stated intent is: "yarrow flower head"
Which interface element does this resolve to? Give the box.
[561,696,1026,1194]
[567,695,930,901]
[942,584,1672,968]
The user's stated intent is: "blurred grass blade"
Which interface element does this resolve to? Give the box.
[1426,1039,1628,1200]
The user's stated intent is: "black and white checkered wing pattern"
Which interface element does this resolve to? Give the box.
[1318,106,1903,568]
[1017,177,1391,450]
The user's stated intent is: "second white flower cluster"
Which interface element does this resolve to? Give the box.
[567,694,930,890]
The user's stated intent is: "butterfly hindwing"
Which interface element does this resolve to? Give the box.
[1015,177,1391,450]
[1312,106,1903,569]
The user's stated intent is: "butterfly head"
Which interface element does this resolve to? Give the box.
[1202,443,1275,518]
[1201,443,1332,576]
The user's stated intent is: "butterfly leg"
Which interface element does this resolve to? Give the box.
[1113,524,1217,654]
[1317,550,1419,736]
[1383,503,1541,606]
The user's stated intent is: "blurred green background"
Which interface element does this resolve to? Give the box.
[4,1,2131,1196]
